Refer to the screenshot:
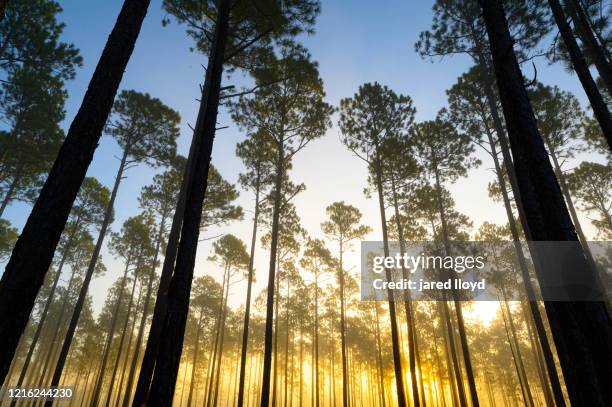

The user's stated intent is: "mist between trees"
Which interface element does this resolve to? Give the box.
[0,0,612,406]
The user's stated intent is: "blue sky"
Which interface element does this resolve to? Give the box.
[2,0,605,312]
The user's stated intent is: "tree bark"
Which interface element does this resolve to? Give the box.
[479,0,612,404]
[187,310,204,407]
[90,255,133,406]
[374,157,407,407]
[146,0,230,404]
[237,170,262,407]
[12,218,80,394]
[567,0,612,96]
[432,164,479,407]
[390,176,422,407]
[0,168,22,218]
[473,50,566,407]
[131,120,195,407]
[0,0,150,382]
[103,265,141,407]
[260,133,285,407]
[46,146,130,402]
[548,0,612,150]
[122,210,167,407]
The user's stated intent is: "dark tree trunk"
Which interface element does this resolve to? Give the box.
[432,165,479,407]
[0,0,150,382]
[0,168,22,218]
[338,240,349,407]
[260,136,285,407]
[374,157,407,407]
[390,176,422,407]
[90,257,133,407]
[146,0,230,404]
[122,270,154,407]
[131,123,194,407]
[473,52,566,406]
[237,170,262,407]
[122,211,167,407]
[104,266,141,407]
[187,311,204,407]
[12,218,80,392]
[479,0,612,404]
[113,282,143,407]
[567,0,612,95]
[548,0,612,150]
[46,147,130,402]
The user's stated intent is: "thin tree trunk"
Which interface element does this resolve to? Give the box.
[104,267,142,407]
[479,1,612,404]
[0,168,22,218]
[122,213,166,407]
[373,302,385,407]
[13,218,81,392]
[567,0,612,95]
[206,268,229,407]
[337,239,350,407]
[431,163,478,407]
[187,311,204,407]
[212,265,231,407]
[390,176,421,407]
[90,254,133,406]
[260,132,285,407]
[146,0,230,402]
[0,1,150,382]
[113,282,144,407]
[237,170,262,407]
[548,0,612,149]
[373,157,407,407]
[47,146,130,399]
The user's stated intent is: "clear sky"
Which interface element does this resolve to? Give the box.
[1,0,605,314]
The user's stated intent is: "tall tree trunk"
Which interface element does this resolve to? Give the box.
[373,302,386,407]
[567,0,612,95]
[546,142,599,273]
[122,209,168,407]
[272,250,281,407]
[260,134,285,407]
[484,123,563,406]
[132,121,194,407]
[501,293,534,406]
[373,157,407,407]
[187,311,204,407]
[440,300,466,407]
[0,1,150,381]
[0,167,22,218]
[46,146,130,400]
[479,1,612,404]
[13,217,81,392]
[237,170,262,407]
[431,164,479,407]
[314,272,320,407]
[146,0,230,403]
[338,240,350,407]
[113,282,144,407]
[212,265,231,407]
[29,266,79,394]
[548,0,612,149]
[104,266,142,407]
[473,47,566,406]
[90,255,133,407]
[390,176,421,407]
[206,267,228,407]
